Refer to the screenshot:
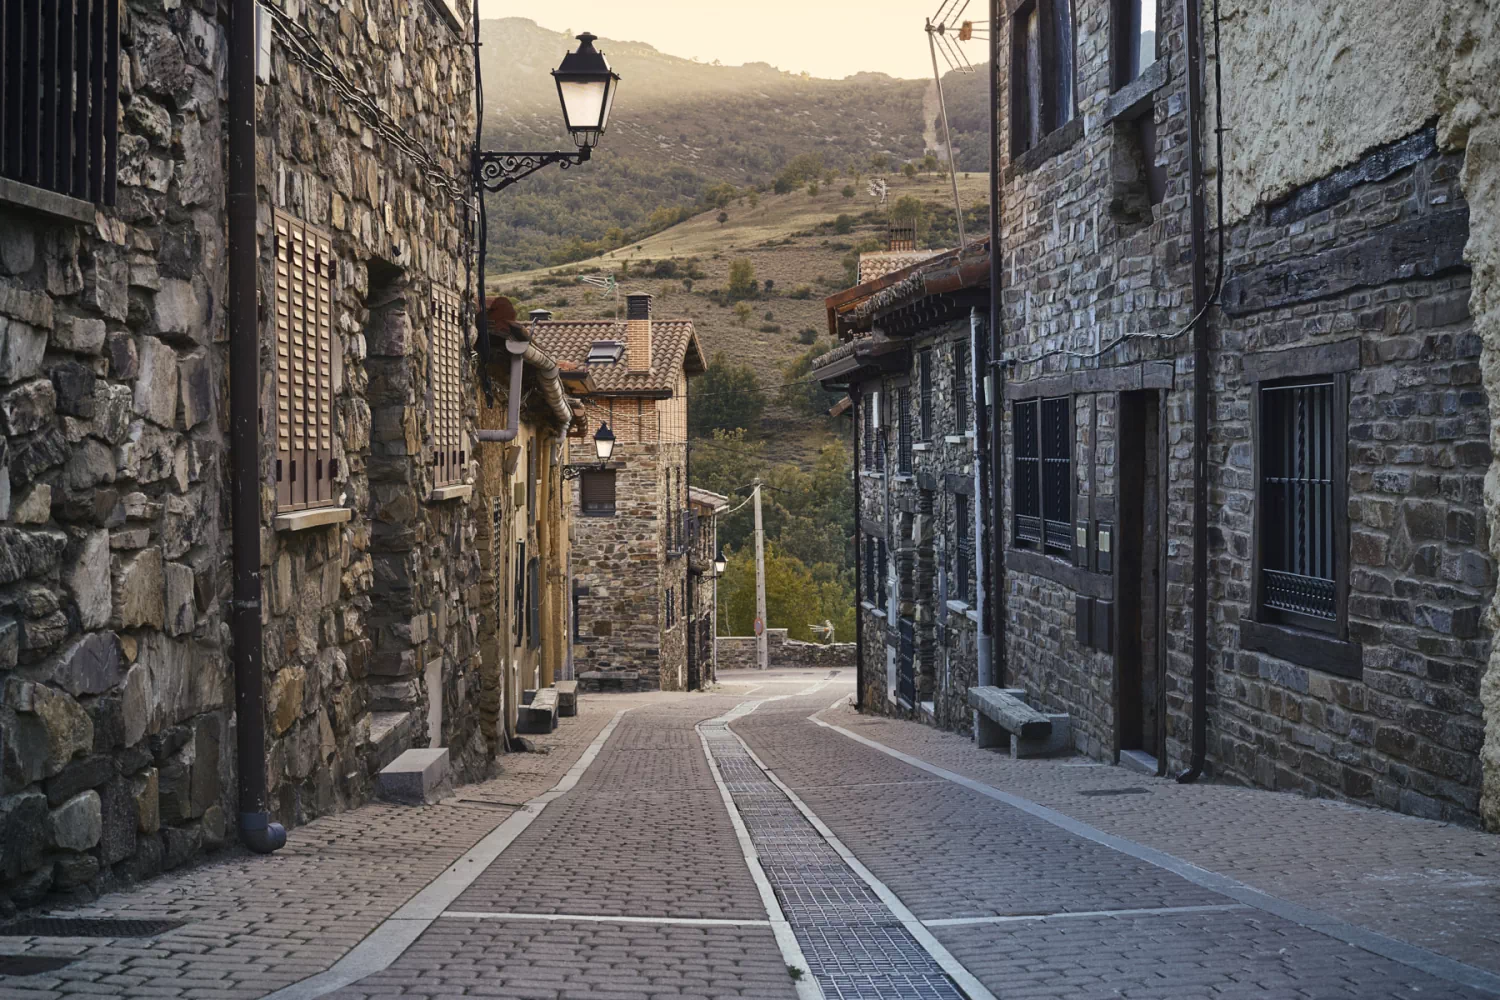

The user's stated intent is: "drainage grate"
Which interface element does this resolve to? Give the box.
[704,721,967,1000]
[0,917,188,938]
[0,955,76,976]
[1077,787,1150,797]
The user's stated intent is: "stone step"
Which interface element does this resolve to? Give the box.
[555,680,578,717]
[377,748,451,804]
[517,687,559,735]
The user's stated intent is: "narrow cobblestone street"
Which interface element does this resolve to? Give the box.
[5,670,1500,999]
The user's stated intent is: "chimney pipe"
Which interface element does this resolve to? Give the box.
[530,308,553,322]
[626,293,652,372]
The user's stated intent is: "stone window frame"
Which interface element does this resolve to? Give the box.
[1240,339,1363,680]
[272,211,340,515]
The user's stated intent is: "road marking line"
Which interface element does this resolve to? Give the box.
[700,679,838,1000]
[728,729,998,1000]
[263,707,637,1000]
[440,911,772,927]
[924,903,1250,927]
[812,709,1500,998]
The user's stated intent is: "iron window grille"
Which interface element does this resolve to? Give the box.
[956,494,972,605]
[897,616,916,708]
[863,397,877,470]
[1013,397,1073,556]
[580,469,616,516]
[898,388,913,474]
[1258,378,1344,632]
[954,343,970,431]
[666,587,675,628]
[273,213,338,512]
[527,557,541,649]
[432,287,465,488]
[919,350,934,440]
[1,0,119,205]
[1011,0,1076,156]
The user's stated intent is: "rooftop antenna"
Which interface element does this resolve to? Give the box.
[925,1,986,248]
[579,274,619,313]
[867,176,888,207]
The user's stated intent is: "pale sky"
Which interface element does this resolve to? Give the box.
[480,2,969,81]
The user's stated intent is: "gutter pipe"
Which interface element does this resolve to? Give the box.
[852,386,864,710]
[970,309,991,686]
[228,0,285,854]
[521,341,574,430]
[477,340,531,443]
[1178,0,1225,784]
[985,0,1006,689]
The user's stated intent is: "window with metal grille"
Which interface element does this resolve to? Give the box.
[580,470,615,516]
[897,387,913,474]
[513,541,526,648]
[525,441,537,523]
[274,213,337,512]
[954,343,970,430]
[0,0,119,205]
[919,350,933,440]
[863,395,877,470]
[956,494,972,605]
[1013,397,1072,556]
[666,587,675,628]
[1011,0,1075,157]
[1258,378,1343,631]
[431,286,465,488]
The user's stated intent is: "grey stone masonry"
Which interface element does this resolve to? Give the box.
[0,0,484,911]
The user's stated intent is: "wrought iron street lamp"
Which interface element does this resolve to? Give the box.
[475,33,621,193]
[714,548,727,576]
[562,423,618,480]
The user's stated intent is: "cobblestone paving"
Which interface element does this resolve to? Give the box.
[0,695,659,1000]
[816,696,1500,976]
[732,678,1498,1000]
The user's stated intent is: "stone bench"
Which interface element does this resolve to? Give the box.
[377,748,451,804]
[579,670,640,692]
[555,680,578,717]
[517,687,559,735]
[969,687,1073,759]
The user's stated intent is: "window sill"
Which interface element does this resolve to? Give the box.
[892,473,915,483]
[944,435,967,445]
[429,484,473,502]
[1101,56,1170,128]
[860,470,887,480]
[1005,118,1085,182]
[913,442,933,452]
[945,599,971,615]
[1239,619,1363,680]
[1006,546,1111,599]
[0,177,96,226]
[275,507,353,533]
[581,509,617,518]
[861,602,887,622]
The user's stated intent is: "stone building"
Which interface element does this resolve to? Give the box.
[688,487,728,689]
[0,0,570,906]
[529,294,707,691]
[822,0,1500,828]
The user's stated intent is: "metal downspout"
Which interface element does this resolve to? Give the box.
[852,386,865,711]
[970,310,991,686]
[986,0,1007,690]
[685,370,694,690]
[1178,0,1210,783]
[476,341,529,443]
[228,0,284,854]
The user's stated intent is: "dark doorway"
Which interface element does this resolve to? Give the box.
[1116,390,1163,760]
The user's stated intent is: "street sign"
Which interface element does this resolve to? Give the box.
[753,617,764,637]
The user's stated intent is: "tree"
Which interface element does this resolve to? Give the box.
[903,162,919,179]
[718,544,854,643]
[870,152,889,172]
[716,211,729,225]
[727,258,756,299]
[841,185,856,199]
[922,152,939,173]
[734,301,753,325]
[807,182,820,196]
[748,191,760,209]
[834,214,854,234]
[690,355,763,436]
[891,195,927,229]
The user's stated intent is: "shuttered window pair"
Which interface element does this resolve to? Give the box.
[274,213,337,511]
[431,285,465,487]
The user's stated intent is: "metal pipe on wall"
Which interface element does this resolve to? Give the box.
[851,386,865,710]
[228,0,285,855]
[986,0,1007,690]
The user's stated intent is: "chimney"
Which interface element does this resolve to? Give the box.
[625,293,652,372]
[529,308,553,322]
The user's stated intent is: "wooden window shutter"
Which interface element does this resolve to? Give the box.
[581,470,616,514]
[274,212,336,512]
[431,286,464,487]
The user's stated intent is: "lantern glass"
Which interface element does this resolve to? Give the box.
[593,423,616,462]
[714,550,727,576]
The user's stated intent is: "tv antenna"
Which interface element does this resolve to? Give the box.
[926,0,986,247]
[867,177,888,206]
[579,274,619,312]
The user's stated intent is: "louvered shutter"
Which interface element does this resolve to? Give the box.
[580,470,616,514]
[274,212,336,511]
[431,286,464,487]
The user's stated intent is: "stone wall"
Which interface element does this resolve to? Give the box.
[716,631,856,673]
[0,0,482,909]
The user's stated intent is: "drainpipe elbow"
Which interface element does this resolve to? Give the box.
[240,811,287,854]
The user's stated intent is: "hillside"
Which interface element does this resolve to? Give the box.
[492,172,991,469]
[479,18,931,272]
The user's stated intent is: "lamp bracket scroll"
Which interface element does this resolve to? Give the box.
[474,149,593,194]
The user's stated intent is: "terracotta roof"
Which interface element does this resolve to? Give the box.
[527,319,706,396]
[858,250,943,284]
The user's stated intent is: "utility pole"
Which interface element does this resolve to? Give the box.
[752,482,768,671]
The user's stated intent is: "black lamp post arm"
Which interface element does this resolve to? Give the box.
[475,148,592,193]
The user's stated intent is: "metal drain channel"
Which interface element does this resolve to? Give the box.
[701,722,969,1000]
